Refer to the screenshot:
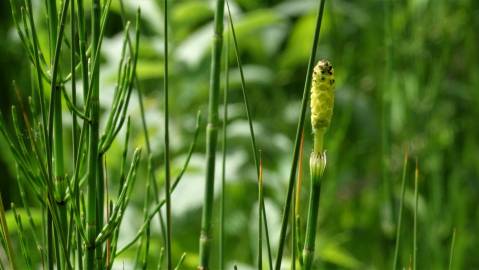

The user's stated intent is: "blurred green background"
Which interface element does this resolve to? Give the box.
[1,0,478,269]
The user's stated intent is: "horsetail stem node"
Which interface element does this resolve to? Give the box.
[303,60,335,270]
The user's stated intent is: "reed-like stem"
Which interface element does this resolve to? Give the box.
[302,152,325,270]
[219,27,230,270]
[393,151,408,270]
[448,229,456,270]
[86,0,101,268]
[198,0,225,268]
[413,161,419,270]
[274,2,327,269]
[163,0,172,267]
[224,3,273,265]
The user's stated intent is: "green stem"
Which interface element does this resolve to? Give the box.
[219,27,229,270]
[274,1,326,269]
[302,152,324,270]
[86,0,101,268]
[163,0,172,268]
[448,229,456,270]
[413,161,419,270]
[393,152,408,270]
[224,3,273,265]
[199,0,224,268]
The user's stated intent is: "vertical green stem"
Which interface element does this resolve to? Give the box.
[274,1,326,269]
[413,161,419,270]
[448,229,456,270]
[219,28,229,270]
[393,151,408,270]
[302,146,325,270]
[198,0,224,268]
[258,153,264,270]
[86,0,101,268]
[163,0,172,268]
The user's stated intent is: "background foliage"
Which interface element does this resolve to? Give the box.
[0,0,478,269]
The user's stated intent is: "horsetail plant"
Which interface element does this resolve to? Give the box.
[1,0,144,269]
[301,60,335,270]
[274,0,327,269]
[198,0,225,268]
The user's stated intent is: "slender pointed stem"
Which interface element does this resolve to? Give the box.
[163,0,172,268]
[413,160,419,270]
[274,1,327,269]
[86,0,101,268]
[224,3,273,265]
[393,151,408,270]
[448,229,456,270]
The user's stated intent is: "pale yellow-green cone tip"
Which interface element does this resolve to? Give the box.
[310,60,335,132]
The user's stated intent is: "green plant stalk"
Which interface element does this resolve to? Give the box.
[46,0,60,267]
[381,0,393,236]
[174,253,187,270]
[258,153,264,270]
[117,1,168,255]
[303,57,335,270]
[225,3,273,265]
[413,161,419,270]
[393,151,408,270]
[115,113,201,257]
[69,2,83,267]
[198,0,225,268]
[46,0,72,268]
[86,0,101,268]
[274,1,326,269]
[163,0,172,268]
[302,143,325,270]
[448,229,456,270]
[219,28,229,270]
[291,182,296,270]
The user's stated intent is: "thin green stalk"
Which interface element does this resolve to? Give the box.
[301,154,323,270]
[174,253,187,270]
[47,211,54,270]
[448,229,456,270]
[274,1,327,269]
[219,26,230,270]
[381,0,394,237]
[393,151,409,270]
[413,161,419,270]
[224,3,273,266]
[117,1,168,255]
[291,185,296,270]
[302,58,335,270]
[46,0,58,60]
[115,113,201,256]
[163,0,172,268]
[258,152,264,270]
[198,0,225,268]
[86,0,101,268]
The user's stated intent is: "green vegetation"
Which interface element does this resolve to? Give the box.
[0,0,478,269]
